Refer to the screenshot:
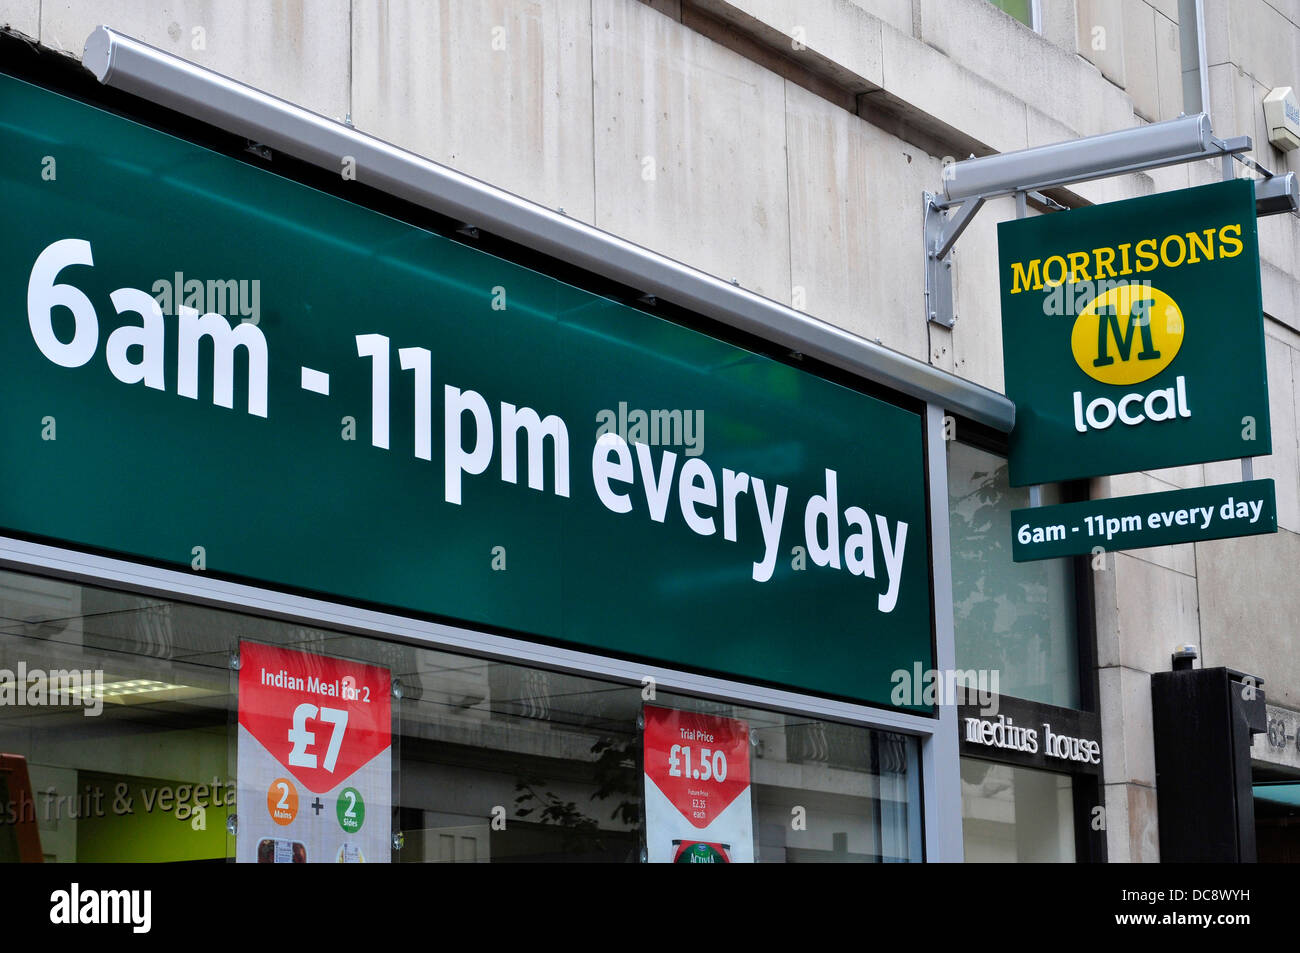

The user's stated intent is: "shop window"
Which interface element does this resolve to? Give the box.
[947,440,1081,709]
[960,758,1075,862]
[0,568,922,863]
[987,0,1038,30]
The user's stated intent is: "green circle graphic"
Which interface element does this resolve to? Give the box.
[676,843,724,863]
[336,787,365,833]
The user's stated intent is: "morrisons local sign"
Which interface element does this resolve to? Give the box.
[998,179,1272,486]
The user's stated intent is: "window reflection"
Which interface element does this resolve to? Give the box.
[0,568,923,862]
[948,441,1080,708]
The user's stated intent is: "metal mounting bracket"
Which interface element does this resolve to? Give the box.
[924,126,1257,329]
[924,192,984,329]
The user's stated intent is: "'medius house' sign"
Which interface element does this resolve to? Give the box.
[964,714,1100,765]
[958,696,1102,774]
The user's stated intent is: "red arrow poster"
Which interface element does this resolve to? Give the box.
[642,705,754,862]
[236,641,391,863]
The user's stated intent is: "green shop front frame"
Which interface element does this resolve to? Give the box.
[0,69,929,709]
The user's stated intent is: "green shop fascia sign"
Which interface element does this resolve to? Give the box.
[998,179,1272,486]
[0,72,932,708]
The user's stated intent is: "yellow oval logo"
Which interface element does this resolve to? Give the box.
[1071,283,1183,386]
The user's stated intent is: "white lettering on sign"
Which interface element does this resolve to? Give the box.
[27,238,268,416]
[964,714,1101,765]
[286,703,349,773]
[1042,722,1102,764]
[963,714,1038,753]
[22,239,916,611]
[1016,492,1271,551]
[1072,377,1191,433]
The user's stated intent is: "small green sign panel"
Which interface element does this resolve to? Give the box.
[998,180,1271,486]
[1011,479,1276,562]
[0,72,932,708]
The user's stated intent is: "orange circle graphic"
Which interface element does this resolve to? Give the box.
[267,777,299,826]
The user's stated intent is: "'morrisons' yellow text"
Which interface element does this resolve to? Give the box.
[1008,222,1243,294]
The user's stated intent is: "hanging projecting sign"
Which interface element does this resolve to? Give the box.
[0,73,931,707]
[998,179,1271,486]
[642,705,754,862]
[236,641,392,863]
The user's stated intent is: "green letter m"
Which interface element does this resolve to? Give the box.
[1094,295,1160,367]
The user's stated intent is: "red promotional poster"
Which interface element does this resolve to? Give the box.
[236,641,391,863]
[642,705,754,862]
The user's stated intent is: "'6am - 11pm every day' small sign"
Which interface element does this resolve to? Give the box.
[1010,479,1277,562]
